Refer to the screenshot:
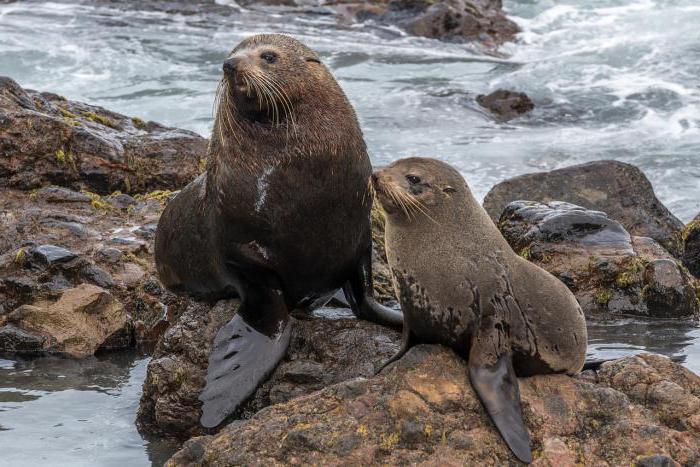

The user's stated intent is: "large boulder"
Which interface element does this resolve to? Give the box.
[682,214,700,278]
[0,76,207,195]
[483,161,685,256]
[0,284,126,358]
[498,201,698,318]
[166,347,700,466]
[137,300,401,439]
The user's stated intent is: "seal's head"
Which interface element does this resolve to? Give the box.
[372,157,464,220]
[218,34,324,125]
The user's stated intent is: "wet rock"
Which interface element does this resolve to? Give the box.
[0,76,207,195]
[0,284,127,358]
[334,0,518,47]
[0,188,177,348]
[477,89,534,121]
[166,348,700,466]
[681,214,700,278]
[483,161,685,255]
[0,324,47,353]
[498,201,698,318]
[29,244,77,266]
[35,186,91,203]
[137,301,400,439]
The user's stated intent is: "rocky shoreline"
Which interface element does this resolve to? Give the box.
[1,68,699,466]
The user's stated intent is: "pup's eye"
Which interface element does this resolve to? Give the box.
[260,52,277,64]
[406,175,421,184]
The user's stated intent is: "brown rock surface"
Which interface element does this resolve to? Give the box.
[477,89,535,121]
[0,284,126,358]
[483,160,686,256]
[682,214,700,278]
[0,76,207,195]
[137,301,401,439]
[166,347,700,466]
[497,200,698,318]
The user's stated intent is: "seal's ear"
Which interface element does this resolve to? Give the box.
[305,57,321,64]
[443,186,456,195]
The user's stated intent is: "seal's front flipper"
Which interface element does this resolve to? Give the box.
[199,299,291,428]
[468,351,532,464]
[344,248,403,329]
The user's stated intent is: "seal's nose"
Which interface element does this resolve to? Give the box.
[223,57,240,74]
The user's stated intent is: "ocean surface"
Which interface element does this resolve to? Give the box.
[0,0,699,465]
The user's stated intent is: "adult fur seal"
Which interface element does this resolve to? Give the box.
[372,157,587,463]
[154,34,402,428]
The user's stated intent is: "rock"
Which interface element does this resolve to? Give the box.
[681,214,700,278]
[0,77,207,195]
[137,300,401,439]
[0,284,127,358]
[166,348,700,466]
[29,244,77,266]
[0,324,47,353]
[0,187,178,349]
[483,161,685,255]
[477,89,534,121]
[498,201,698,318]
[35,186,91,203]
[334,0,518,47]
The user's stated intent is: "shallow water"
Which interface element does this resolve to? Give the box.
[0,352,179,466]
[0,0,699,465]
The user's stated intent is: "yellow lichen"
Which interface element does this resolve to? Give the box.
[58,107,78,119]
[682,220,700,241]
[134,190,173,204]
[380,432,400,450]
[14,248,26,265]
[356,425,369,437]
[81,110,116,128]
[198,158,207,173]
[131,117,147,129]
[55,149,66,164]
[424,424,433,437]
[519,245,532,260]
[81,191,109,211]
[594,289,613,305]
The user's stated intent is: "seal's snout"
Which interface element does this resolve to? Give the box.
[223,57,240,75]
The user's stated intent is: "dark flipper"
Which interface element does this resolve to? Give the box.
[468,350,532,464]
[344,247,403,329]
[375,324,417,374]
[199,290,291,428]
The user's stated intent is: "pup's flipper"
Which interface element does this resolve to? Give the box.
[199,310,291,428]
[468,349,532,464]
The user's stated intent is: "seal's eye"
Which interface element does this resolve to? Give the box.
[260,52,277,64]
[406,175,421,185]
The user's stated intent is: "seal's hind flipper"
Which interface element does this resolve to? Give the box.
[343,248,403,329]
[468,351,532,464]
[199,311,291,428]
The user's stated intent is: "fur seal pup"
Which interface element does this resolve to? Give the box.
[154,34,402,428]
[372,157,587,463]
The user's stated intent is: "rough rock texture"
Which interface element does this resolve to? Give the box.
[166,348,700,466]
[0,76,207,195]
[0,186,190,353]
[137,301,401,440]
[0,284,126,358]
[319,0,519,48]
[477,89,534,121]
[483,161,686,255]
[498,201,699,318]
[682,214,700,278]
